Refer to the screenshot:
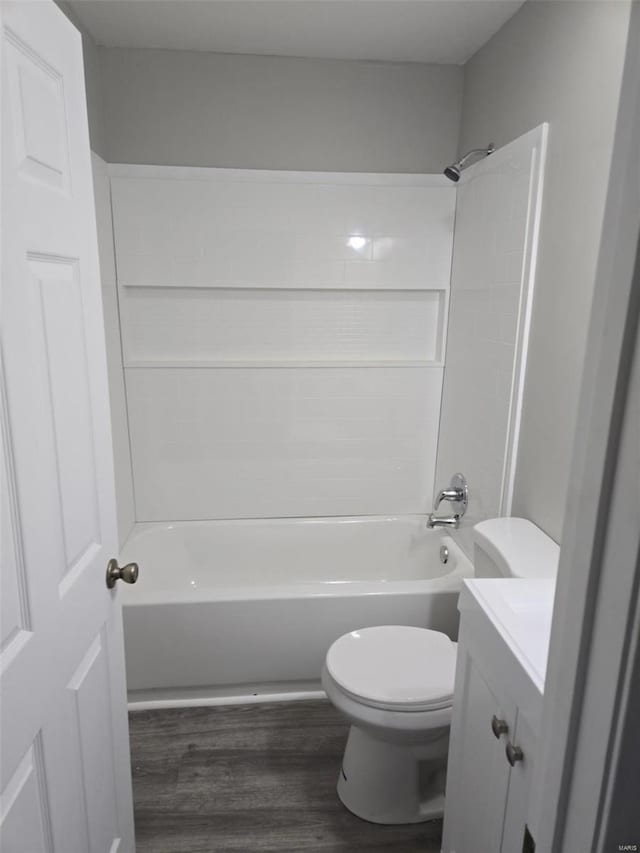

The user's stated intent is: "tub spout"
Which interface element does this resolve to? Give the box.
[427,514,460,530]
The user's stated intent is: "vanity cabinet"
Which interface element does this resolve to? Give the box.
[442,580,550,853]
[500,712,537,852]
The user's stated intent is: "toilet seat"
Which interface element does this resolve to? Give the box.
[325,626,456,713]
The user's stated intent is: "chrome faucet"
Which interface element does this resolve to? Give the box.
[427,514,460,529]
[427,473,468,529]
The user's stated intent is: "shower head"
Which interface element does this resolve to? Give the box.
[443,144,495,182]
[443,164,461,182]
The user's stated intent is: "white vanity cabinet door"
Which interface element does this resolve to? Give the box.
[442,637,516,853]
[500,713,538,853]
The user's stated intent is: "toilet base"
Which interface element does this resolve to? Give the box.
[336,724,448,824]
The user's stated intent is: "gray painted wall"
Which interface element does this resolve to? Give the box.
[98,48,463,173]
[459,0,632,542]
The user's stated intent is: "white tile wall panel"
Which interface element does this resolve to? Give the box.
[435,125,547,554]
[110,166,454,521]
[126,366,443,520]
[110,169,455,291]
[120,287,446,365]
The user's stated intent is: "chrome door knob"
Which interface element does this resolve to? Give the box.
[506,742,524,766]
[106,558,139,589]
[491,715,509,739]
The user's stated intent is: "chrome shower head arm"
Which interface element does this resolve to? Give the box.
[455,144,495,170]
[443,143,495,182]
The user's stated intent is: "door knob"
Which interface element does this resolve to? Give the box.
[491,715,509,739]
[506,742,524,766]
[106,558,139,589]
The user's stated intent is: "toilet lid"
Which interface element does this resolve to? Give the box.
[326,626,456,711]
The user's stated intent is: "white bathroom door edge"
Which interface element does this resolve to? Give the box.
[1,3,135,851]
[530,4,640,850]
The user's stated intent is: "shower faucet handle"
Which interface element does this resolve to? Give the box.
[433,473,469,515]
[435,488,463,505]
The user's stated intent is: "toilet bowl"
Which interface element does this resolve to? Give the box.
[322,625,457,825]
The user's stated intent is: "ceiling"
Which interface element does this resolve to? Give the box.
[68,0,526,65]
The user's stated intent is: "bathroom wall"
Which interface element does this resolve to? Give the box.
[59,0,633,540]
[98,48,463,173]
[459,0,632,542]
[55,6,462,531]
[110,166,455,520]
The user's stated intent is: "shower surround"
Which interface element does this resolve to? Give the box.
[109,166,455,522]
[95,135,546,702]
[106,166,457,703]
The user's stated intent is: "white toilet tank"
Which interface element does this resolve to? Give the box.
[473,517,560,579]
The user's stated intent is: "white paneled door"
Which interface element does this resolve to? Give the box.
[1,3,135,852]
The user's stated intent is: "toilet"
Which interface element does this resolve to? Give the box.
[322,517,560,825]
[322,625,456,824]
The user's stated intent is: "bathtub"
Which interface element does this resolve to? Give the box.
[119,516,473,706]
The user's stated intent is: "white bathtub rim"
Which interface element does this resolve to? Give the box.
[119,521,474,606]
[123,513,435,542]
[120,562,472,607]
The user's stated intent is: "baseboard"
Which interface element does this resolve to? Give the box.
[128,680,325,711]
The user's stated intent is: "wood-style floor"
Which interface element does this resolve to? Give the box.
[129,700,442,852]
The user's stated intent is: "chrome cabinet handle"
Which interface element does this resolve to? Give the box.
[491,715,509,739]
[506,742,524,766]
[106,558,139,589]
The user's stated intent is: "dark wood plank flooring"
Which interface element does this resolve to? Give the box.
[129,700,442,852]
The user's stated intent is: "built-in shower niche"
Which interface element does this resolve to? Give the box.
[119,286,447,367]
[109,166,455,521]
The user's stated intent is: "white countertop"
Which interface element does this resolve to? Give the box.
[459,578,556,694]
